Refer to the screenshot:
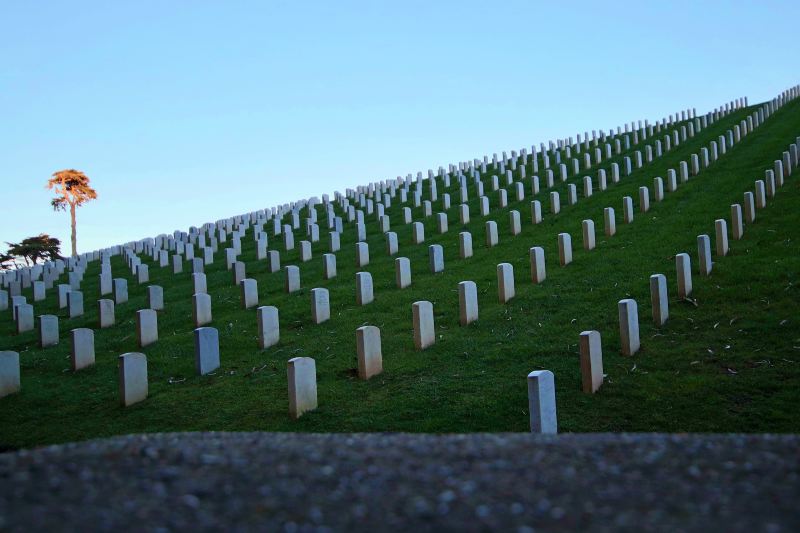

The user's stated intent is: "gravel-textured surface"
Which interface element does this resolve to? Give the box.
[0,432,798,532]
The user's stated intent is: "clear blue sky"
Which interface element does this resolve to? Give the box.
[2,0,797,255]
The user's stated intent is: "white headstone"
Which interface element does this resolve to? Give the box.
[0,351,21,398]
[356,326,383,380]
[285,265,301,293]
[194,327,220,375]
[650,274,668,326]
[412,300,435,350]
[458,280,479,326]
[618,299,640,356]
[136,309,158,347]
[428,244,444,273]
[288,357,317,419]
[70,328,95,370]
[355,272,374,306]
[240,278,259,309]
[497,263,515,303]
[118,352,148,406]
[528,370,557,434]
[192,292,213,327]
[311,287,331,323]
[697,234,712,276]
[256,305,280,349]
[39,314,59,348]
[579,331,603,394]
[395,257,412,289]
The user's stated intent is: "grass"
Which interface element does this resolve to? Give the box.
[1,97,799,450]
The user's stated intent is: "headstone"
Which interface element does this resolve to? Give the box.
[676,253,692,298]
[194,327,220,375]
[356,242,369,267]
[458,281,479,326]
[68,290,84,318]
[618,299,640,356]
[233,261,246,285]
[530,200,542,224]
[639,187,650,213]
[698,235,712,275]
[428,244,444,273]
[650,274,668,326]
[459,231,473,259]
[395,257,411,289]
[113,279,128,304]
[558,233,572,266]
[16,304,34,333]
[58,284,70,308]
[356,272,374,305]
[268,250,281,273]
[755,180,766,208]
[288,357,317,419]
[147,285,164,311]
[322,253,337,280]
[437,213,448,234]
[299,240,312,262]
[485,221,498,247]
[32,281,45,302]
[731,204,744,240]
[412,300,435,350]
[528,370,557,434]
[70,328,95,370]
[715,219,729,256]
[39,315,59,347]
[98,299,115,328]
[257,306,280,349]
[119,352,147,407]
[136,309,158,347]
[550,191,560,214]
[579,331,603,394]
[356,326,383,380]
[240,278,258,309]
[743,192,756,223]
[582,220,595,250]
[285,265,301,293]
[311,287,331,323]
[622,196,634,224]
[137,264,149,284]
[192,292,213,327]
[0,351,21,398]
[412,222,425,244]
[497,263,515,303]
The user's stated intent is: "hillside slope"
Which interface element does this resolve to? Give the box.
[1,95,799,448]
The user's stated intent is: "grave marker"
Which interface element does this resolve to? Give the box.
[356,326,383,380]
[288,357,317,419]
[579,331,603,394]
[70,328,95,370]
[412,300,435,350]
[119,352,148,406]
[257,306,280,349]
[194,327,220,375]
[618,299,640,356]
[528,370,557,434]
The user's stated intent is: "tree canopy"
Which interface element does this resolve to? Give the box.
[5,234,62,267]
[47,169,98,211]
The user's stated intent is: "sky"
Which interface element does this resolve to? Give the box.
[2,0,798,255]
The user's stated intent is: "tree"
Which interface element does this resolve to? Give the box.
[6,234,62,266]
[46,169,98,257]
[0,251,15,270]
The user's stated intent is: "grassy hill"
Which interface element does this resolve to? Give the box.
[2,95,799,449]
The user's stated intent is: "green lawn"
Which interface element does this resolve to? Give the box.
[2,97,799,450]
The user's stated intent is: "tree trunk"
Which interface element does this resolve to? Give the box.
[70,203,77,257]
